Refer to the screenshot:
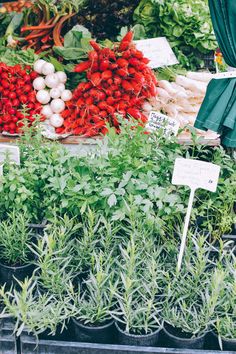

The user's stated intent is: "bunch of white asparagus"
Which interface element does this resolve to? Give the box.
[144,72,214,133]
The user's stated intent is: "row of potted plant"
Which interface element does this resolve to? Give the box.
[0,119,235,241]
[0,210,236,351]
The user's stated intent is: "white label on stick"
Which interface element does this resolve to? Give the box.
[147,111,180,136]
[0,165,3,176]
[172,158,220,192]
[0,145,20,165]
[134,37,179,68]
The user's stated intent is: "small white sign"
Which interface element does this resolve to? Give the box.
[172,158,220,192]
[213,71,236,80]
[134,37,179,68]
[172,158,221,272]
[0,165,3,176]
[0,145,20,165]
[147,111,180,136]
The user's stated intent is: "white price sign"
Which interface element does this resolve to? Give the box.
[172,158,220,271]
[172,158,221,192]
[134,37,178,69]
[147,111,180,136]
[0,145,20,165]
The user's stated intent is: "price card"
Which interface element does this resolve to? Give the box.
[147,111,180,136]
[134,37,178,68]
[172,158,220,271]
[172,158,220,192]
[0,145,20,165]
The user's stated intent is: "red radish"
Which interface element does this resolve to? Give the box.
[74,61,91,73]
[101,70,112,80]
[117,58,128,68]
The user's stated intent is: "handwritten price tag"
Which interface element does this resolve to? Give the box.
[134,37,178,68]
[172,158,220,192]
[0,145,20,165]
[172,158,220,271]
[147,111,180,136]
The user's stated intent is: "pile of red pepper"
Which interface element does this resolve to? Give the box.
[0,63,41,134]
[57,32,157,136]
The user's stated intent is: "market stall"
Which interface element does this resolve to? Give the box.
[0,1,235,354]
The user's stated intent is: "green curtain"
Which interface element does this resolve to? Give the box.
[194,0,236,147]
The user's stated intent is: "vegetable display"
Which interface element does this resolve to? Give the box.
[58,32,157,136]
[0,62,41,134]
[0,1,32,14]
[133,0,217,69]
[150,70,217,136]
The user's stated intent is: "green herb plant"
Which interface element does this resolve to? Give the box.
[0,211,32,266]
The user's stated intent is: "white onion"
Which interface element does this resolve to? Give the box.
[41,105,53,118]
[56,71,67,83]
[33,77,46,91]
[49,114,64,128]
[36,90,51,105]
[41,62,55,76]
[45,74,59,89]
[57,83,65,93]
[61,90,72,102]
[50,88,61,99]
[34,59,47,74]
[50,99,65,113]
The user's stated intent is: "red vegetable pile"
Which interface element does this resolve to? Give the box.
[57,32,157,136]
[0,63,41,134]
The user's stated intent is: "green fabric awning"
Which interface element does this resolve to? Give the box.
[194,0,236,147]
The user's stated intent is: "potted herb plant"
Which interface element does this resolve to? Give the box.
[0,278,72,338]
[211,255,236,350]
[112,236,162,346]
[0,211,36,287]
[72,251,116,344]
[163,264,225,349]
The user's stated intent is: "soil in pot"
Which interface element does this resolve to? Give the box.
[115,321,161,347]
[0,261,35,288]
[72,318,115,344]
[163,322,206,349]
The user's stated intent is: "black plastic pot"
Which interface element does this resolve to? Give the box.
[211,330,236,351]
[0,260,35,287]
[163,323,206,349]
[115,322,161,347]
[72,318,115,344]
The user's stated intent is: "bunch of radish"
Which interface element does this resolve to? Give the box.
[58,32,157,136]
[33,60,72,131]
[0,62,40,135]
[146,72,213,130]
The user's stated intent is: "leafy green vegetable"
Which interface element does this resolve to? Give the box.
[0,47,38,66]
[53,25,92,61]
[133,0,217,69]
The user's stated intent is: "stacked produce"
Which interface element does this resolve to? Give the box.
[133,0,217,69]
[0,1,31,13]
[20,1,79,53]
[32,59,72,132]
[149,72,213,130]
[0,62,40,134]
[59,32,157,136]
